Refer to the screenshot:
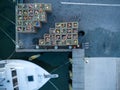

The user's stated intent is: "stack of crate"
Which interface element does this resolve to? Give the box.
[39,22,78,46]
[16,3,52,33]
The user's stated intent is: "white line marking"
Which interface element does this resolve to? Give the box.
[61,2,120,7]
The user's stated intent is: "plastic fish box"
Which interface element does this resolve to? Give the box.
[67,28,72,33]
[33,21,42,28]
[55,34,61,40]
[44,40,51,45]
[50,34,55,40]
[51,36,56,46]
[67,22,72,28]
[62,35,67,40]
[44,34,50,39]
[49,28,55,34]
[66,40,72,45]
[39,12,47,22]
[39,39,45,45]
[61,40,66,45]
[44,37,51,42]
[56,40,62,45]
[55,28,61,34]
[23,9,28,16]
[61,23,67,28]
[72,22,78,28]
[55,23,61,28]
[44,4,52,12]
[72,39,78,45]
[73,34,78,39]
[55,22,67,29]
[61,28,67,34]
[17,20,23,26]
[73,28,78,33]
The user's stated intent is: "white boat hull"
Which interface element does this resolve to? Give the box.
[0,60,52,90]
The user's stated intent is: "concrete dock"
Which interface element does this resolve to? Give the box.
[72,49,85,90]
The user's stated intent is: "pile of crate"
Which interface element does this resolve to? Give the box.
[39,22,78,46]
[16,3,52,33]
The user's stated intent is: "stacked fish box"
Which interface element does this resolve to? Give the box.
[16,3,52,33]
[49,28,56,46]
[44,34,51,45]
[44,4,52,12]
[39,22,78,47]
[55,22,78,46]
[39,39,44,46]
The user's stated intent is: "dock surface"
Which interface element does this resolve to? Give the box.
[72,49,85,90]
